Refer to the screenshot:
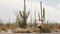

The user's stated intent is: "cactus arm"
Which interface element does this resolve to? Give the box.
[26,11,30,18]
[19,11,24,18]
[38,12,41,21]
[43,8,45,20]
[42,7,45,21]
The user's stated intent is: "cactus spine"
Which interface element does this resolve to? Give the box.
[19,0,30,28]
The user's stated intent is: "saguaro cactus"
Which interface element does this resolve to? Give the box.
[38,1,45,33]
[40,1,45,25]
[19,0,30,28]
[38,1,45,25]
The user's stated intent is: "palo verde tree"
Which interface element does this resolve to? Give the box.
[15,13,22,27]
[19,0,30,28]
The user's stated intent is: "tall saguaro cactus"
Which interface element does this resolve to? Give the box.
[40,1,45,25]
[38,1,45,33]
[19,0,30,28]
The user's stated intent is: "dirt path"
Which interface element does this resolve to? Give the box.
[0,33,60,34]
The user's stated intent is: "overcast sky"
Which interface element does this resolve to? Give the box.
[0,0,60,23]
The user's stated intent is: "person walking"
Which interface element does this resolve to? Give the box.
[37,20,42,34]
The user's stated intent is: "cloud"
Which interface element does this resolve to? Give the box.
[44,3,60,22]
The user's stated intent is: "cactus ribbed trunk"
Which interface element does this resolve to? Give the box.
[23,0,27,28]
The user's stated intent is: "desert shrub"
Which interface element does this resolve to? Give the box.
[18,22,24,28]
[0,23,3,25]
[5,23,12,27]
[0,27,8,32]
[41,24,51,33]
[32,26,39,32]
[13,28,24,33]
[57,24,60,29]
[0,20,3,25]
[13,28,31,33]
